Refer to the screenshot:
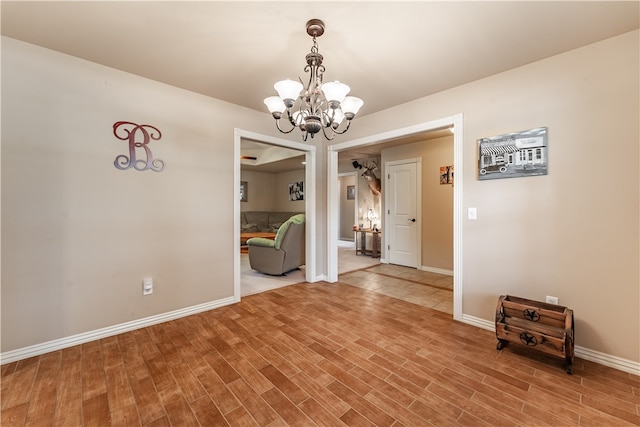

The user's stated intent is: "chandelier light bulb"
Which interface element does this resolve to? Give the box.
[321,81,350,104]
[274,79,303,106]
[263,96,286,115]
[342,96,364,117]
[292,110,306,126]
[330,109,345,126]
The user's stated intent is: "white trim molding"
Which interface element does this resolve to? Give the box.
[574,346,640,376]
[461,314,640,376]
[0,296,235,365]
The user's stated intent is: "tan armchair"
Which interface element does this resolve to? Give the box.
[246,214,305,276]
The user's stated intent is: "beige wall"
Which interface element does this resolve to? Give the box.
[2,29,638,367]
[239,170,276,211]
[339,174,356,240]
[239,168,306,213]
[382,136,454,271]
[0,37,282,352]
[343,30,639,362]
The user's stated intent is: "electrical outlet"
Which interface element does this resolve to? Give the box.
[545,295,558,305]
[143,278,153,296]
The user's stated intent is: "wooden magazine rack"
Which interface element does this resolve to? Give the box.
[495,295,575,374]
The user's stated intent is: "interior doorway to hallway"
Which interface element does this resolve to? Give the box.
[327,114,464,321]
[233,129,317,302]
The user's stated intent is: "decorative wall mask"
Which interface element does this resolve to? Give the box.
[112,121,165,172]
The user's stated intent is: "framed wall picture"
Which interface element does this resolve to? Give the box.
[347,185,355,200]
[289,181,304,201]
[240,181,248,202]
[439,165,454,185]
[478,127,548,180]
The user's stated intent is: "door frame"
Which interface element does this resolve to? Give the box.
[385,158,422,269]
[233,129,317,303]
[327,113,464,321]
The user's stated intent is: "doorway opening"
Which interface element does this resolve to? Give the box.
[327,114,463,321]
[233,129,317,302]
[336,171,382,274]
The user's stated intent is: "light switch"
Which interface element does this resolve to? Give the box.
[143,278,153,295]
[468,207,477,220]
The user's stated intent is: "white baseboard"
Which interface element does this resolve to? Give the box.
[0,296,235,365]
[460,314,640,376]
[421,265,454,276]
[312,273,329,283]
[461,313,495,332]
[575,345,640,375]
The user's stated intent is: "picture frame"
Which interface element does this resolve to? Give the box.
[478,127,548,180]
[289,181,304,201]
[347,185,355,200]
[439,165,454,185]
[240,181,248,202]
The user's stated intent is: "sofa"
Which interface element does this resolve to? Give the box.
[247,214,305,275]
[240,211,303,234]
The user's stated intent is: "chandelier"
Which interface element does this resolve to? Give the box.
[263,19,364,141]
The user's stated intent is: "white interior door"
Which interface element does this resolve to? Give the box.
[387,160,419,268]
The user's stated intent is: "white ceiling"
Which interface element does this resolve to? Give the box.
[2,1,638,171]
[241,139,306,173]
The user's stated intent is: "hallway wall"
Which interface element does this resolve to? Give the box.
[338,174,356,240]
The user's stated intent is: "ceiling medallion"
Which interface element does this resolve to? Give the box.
[264,19,364,141]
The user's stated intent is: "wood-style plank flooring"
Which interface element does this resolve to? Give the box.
[2,281,639,426]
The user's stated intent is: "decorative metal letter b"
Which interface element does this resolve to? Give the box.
[113,121,165,172]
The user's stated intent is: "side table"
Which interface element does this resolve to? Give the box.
[355,229,381,258]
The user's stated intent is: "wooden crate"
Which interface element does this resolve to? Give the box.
[495,295,575,374]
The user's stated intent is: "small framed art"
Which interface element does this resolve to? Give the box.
[347,185,355,200]
[240,181,248,202]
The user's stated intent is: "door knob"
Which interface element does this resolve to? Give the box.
[409,218,416,222]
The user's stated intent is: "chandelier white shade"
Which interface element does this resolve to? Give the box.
[263,19,363,141]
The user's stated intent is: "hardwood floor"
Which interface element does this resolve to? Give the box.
[2,281,639,426]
